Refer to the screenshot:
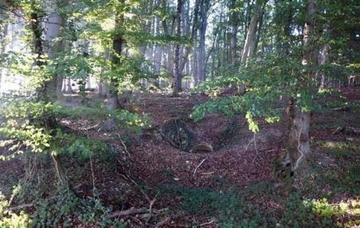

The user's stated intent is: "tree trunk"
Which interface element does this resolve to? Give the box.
[172,0,183,96]
[238,1,266,95]
[29,0,67,183]
[108,1,125,110]
[62,77,74,94]
[240,1,264,65]
[197,0,209,83]
[286,98,311,171]
[285,0,316,172]
[0,11,7,91]
[229,0,239,66]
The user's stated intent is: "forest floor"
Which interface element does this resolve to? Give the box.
[0,87,359,227]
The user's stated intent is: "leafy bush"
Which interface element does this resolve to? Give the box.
[0,194,32,227]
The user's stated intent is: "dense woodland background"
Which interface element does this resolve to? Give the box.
[0,0,359,227]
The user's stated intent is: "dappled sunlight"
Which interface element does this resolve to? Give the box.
[302,198,360,226]
[0,188,32,227]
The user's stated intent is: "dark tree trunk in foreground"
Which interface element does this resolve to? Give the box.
[107,0,125,110]
[285,0,315,173]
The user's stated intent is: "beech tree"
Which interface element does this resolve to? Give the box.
[172,0,183,96]
[107,0,126,110]
[284,0,315,172]
[0,0,357,177]
[191,0,357,176]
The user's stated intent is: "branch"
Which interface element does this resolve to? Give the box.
[193,158,207,176]
[9,203,34,211]
[105,207,149,219]
[116,133,130,157]
[105,207,168,219]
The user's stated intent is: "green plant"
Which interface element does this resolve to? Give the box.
[0,194,32,227]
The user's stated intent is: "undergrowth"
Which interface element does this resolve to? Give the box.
[158,182,343,227]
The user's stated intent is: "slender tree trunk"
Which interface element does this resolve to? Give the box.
[319,43,330,89]
[173,0,183,96]
[229,0,239,66]
[240,1,265,65]
[197,0,208,83]
[0,11,7,91]
[238,0,266,95]
[153,14,162,77]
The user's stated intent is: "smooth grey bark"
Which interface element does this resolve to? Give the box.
[197,0,209,83]
[240,1,265,65]
[30,0,65,102]
[319,43,330,89]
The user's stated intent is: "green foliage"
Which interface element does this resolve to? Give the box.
[0,194,32,227]
[314,140,360,195]
[0,96,149,160]
[322,141,359,159]
[112,109,152,130]
[25,188,119,227]
[191,53,331,132]
[67,137,94,158]
[0,100,58,154]
[303,198,346,219]
[159,182,340,227]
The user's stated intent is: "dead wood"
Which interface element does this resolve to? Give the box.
[160,118,214,153]
[190,142,213,153]
[332,126,360,135]
[105,207,149,218]
[105,207,168,219]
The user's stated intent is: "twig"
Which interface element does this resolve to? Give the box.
[331,127,343,135]
[193,158,207,176]
[116,169,151,203]
[145,194,158,224]
[154,217,170,227]
[116,133,130,157]
[105,207,149,219]
[105,207,168,219]
[253,133,258,153]
[89,157,97,197]
[9,203,34,211]
[83,123,100,131]
[200,219,216,226]
[245,133,257,151]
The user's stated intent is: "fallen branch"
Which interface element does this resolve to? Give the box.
[83,123,100,131]
[200,219,217,226]
[105,207,149,219]
[193,158,207,176]
[9,203,34,211]
[154,217,170,227]
[105,207,168,219]
[116,133,131,157]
